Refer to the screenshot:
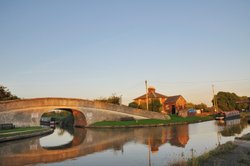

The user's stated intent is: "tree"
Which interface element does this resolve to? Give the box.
[212,91,249,111]
[95,94,121,105]
[194,103,207,110]
[0,85,19,101]
[185,102,195,109]
[107,94,120,105]
[148,99,162,112]
[236,96,248,111]
[128,102,139,108]
[128,99,162,112]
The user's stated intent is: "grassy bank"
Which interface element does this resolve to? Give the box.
[91,115,213,127]
[236,133,250,141]
[240,111,250,118]
[187,141,237,166]
[0,126,50,138]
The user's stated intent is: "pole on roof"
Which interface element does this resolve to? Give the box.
[145,80,149,110]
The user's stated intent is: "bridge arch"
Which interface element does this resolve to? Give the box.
[55,108,87,127]
[40,108,87,127]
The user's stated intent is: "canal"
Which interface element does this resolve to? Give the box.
[0,119,249,166]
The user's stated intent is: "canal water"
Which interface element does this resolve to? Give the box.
[0,119,249,166]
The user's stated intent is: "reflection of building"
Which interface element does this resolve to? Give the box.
[143,125,189,154]
[169,125,189,147]
[147,130,169,154]
[133,87,187,114]
[145,128,169,154]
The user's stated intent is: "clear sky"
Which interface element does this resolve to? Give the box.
[1,0,250,106]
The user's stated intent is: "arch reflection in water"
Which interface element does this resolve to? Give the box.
[40,127,86,150]
[40,127,73,148]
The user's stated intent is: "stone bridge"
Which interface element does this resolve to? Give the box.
[0,98,166,127]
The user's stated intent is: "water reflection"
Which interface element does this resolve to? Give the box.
[0,120,249,166]
[142,124,189,154]
[41,127,86,150]
[169,125,189,148]
[217,118,249,137]
[40,127,74,148]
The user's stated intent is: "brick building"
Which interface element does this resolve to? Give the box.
[165,95,186,114]
[133,87,187,114]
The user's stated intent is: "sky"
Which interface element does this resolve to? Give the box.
[1,0,250,106]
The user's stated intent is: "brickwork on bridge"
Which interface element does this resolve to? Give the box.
[0,98,168,127]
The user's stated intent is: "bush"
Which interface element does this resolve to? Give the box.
[95,94,121,105]
[128,102,139,108]
[149,99,162,112]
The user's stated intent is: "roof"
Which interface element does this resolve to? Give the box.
[165,95,182,103]
[134,92,167,100]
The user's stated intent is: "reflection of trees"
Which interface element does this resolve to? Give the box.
[57,128,65,136]
[60,126,74,136]
[219,118,248,137]
[56,126,74,136]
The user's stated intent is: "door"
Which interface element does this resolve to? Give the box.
[172,105,176,114]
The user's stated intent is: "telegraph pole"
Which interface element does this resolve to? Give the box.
[145,80,149,110]
[212,84,217,112]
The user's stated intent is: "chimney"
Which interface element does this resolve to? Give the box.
[148,87,156,93]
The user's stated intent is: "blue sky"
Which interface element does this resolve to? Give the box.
[1,0,250,106]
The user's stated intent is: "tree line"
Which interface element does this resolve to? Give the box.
[212,91,249,112]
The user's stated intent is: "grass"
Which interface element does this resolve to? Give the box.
[0,126,49,138]
[236,133,250,141]
[240,111,250,118]
[0,126,42,133]
[91,115,214,127]
[238,158,250,165]
[186,141,237,166]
